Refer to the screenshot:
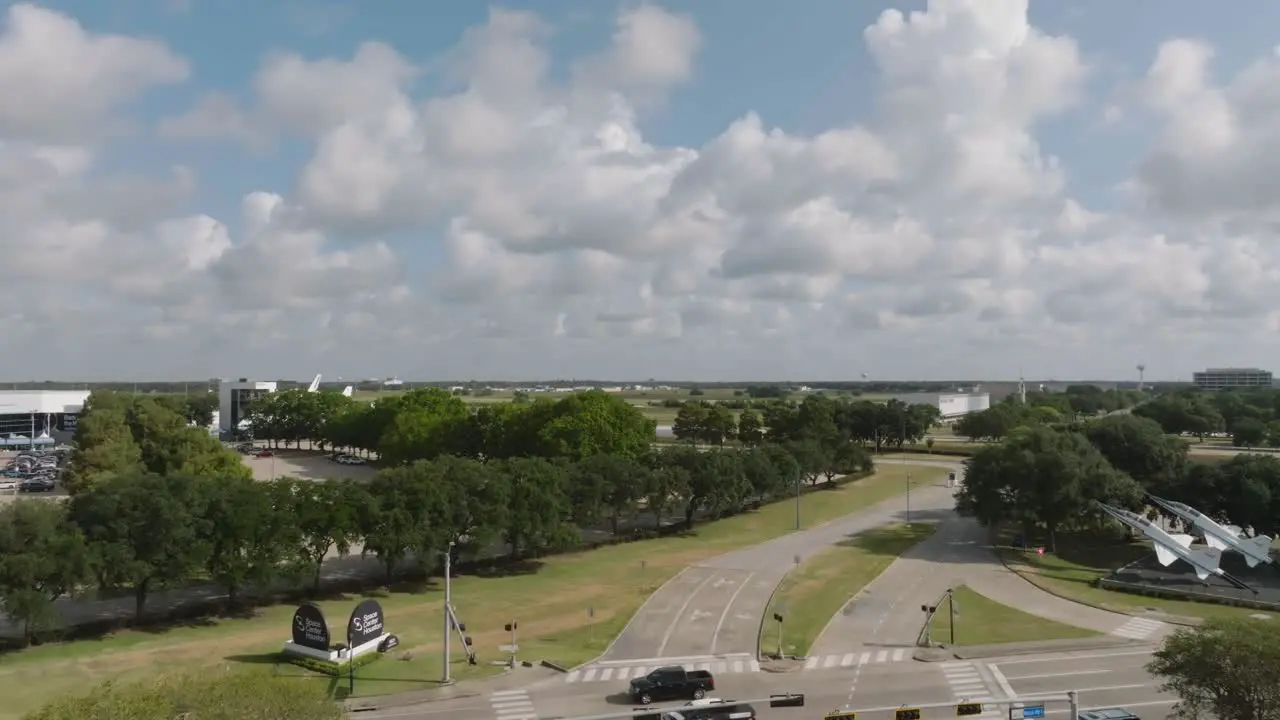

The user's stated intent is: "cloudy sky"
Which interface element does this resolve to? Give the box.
[4,0,1280,382]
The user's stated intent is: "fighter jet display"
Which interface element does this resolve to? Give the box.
[1147,494,1273,568]
[1095,502,1257,593]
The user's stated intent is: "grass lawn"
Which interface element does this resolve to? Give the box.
[927,586,1099,645]
[996,531,1274,622]
[0,464,941,718]
[758,523,937,657]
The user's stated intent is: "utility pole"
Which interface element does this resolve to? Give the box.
[948,588,956,645]
[442,541,455,684]
[906,471,912,523]
[794,467,801,530]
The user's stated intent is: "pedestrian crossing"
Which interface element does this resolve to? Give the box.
[803,647,910,669]
[565,658,761,683]
[1111,616,1166,640]
[489,690,536,720]
[940,661,1000,720]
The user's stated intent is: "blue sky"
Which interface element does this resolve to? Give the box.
[7,0,1280,380]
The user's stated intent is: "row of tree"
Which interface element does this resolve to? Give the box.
[951,386,1142,441]
[957,413,1280,547]
[671,395,943,451]
[2,440,873,642]
[1134,388,1280,447]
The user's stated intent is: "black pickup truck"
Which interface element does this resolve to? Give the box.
[627,666,716,704]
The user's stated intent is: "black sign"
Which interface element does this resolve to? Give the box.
[826,713,857,720]
[348,598,385,647]
[378,634,400,652]
[896,710,921,720]
[60,414,78,432]
[291,603,330,651]
[957,703,984,717]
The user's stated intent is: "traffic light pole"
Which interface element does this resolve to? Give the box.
[442,541,454,685]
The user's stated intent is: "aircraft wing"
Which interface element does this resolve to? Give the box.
[1204,534,1231,552]
[1169,533,1195,549]
[1153,543,1178,567]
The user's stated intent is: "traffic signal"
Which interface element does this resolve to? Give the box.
[896,708,922,720]
[769,694,806,708]
[505,621,518,632]
[958,703,984,716]
[463,635,473,647]
[825,712,857,720]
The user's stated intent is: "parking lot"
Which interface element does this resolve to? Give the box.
[238,449,377,482]
[0,448,69,503]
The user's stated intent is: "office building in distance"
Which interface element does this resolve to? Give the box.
[1192,368,1274,390]
[890,392,990,420]
[218,379,278,435]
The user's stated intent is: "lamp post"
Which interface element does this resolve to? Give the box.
[794,467,801,530]
[442,540,455,684]
[906,472,912,523]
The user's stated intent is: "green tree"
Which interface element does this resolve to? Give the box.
[956,426,1142,551]
[671,403,708,444]
[569,453,645,534]
[643,464,688,530]
[359,465,442,580]
[491,457,577,558]
[538,391,656,460]
[1083,414,1189,490]
[1147,616,1280,720]
[0,501,89,645]
[68,473,211,620]
[183,391,220,427]
[1232,417,1267,448]
[198,475,296,608]
[65,406,143,493]
[737,410,765,446]
[286,479,365,594]
[377,388,472,464]
[701,405,737,445]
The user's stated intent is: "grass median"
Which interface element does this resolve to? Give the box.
[758,522,937,657]
[996,531,1273,622]
[0,463,942,717]
[926,586,1099,645]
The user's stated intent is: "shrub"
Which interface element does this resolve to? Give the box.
[23,668,342,720]
[285,650,384,677]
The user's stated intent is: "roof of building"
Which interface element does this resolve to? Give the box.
[1199,368,1270,373]
[0,390,90,415]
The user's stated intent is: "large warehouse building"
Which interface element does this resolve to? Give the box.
[0,390,90,446]
[1192,368,1273,390]
[892,392,991,420]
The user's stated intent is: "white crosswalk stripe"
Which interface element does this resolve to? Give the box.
[1111,616,1167,640]
[565,658,761,683]
[940,662,999,720]
[489,690,537,720]
[802,647,909,670]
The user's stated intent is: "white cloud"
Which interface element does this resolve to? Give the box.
[6,0,1280,379]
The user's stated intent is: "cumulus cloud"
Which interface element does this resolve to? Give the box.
[5,0,1280,378]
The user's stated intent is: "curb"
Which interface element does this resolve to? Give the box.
[949,636,1146,660]
[345,689,482,712]
[540,660,568,673]
[992,545,1201,628]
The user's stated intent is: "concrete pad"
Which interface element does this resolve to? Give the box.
[240,450,377,482]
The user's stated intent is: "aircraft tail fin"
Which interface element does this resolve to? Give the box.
[1244,536,1273,567]
[307,374,322,393]
[1169,533,1195,549]
[342,386,353,397]
[1189,547,1222,573]
[1205,534,1230,551]
[1225,524,1243,537]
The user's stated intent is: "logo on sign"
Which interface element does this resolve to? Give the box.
[290,603,330,651]
[348,598,386,647]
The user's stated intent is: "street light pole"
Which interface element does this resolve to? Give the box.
[906,472,912,523]
[442,541,455,684]
[794,468,801,530]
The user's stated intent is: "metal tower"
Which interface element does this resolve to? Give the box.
[1137,364,1146,391]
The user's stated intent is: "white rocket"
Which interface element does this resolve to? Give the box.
[1096,502,1257,592]
[1146,495,1273,568]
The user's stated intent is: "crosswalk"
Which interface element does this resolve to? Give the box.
[1111,616,1166,640]
[489,690,536,720]
[565,658,761,683]
[803,648,910,669]
[941,661,1000,720]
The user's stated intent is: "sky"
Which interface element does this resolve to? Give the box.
[5,0,1280,382]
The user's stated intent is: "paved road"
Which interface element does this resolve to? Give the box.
[360,645,1174,720]
[596,468,954,666]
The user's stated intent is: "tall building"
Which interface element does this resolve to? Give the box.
[1192,368,1274,390]
[217,379,278,434]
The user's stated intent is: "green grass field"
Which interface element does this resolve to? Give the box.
[996,531,1274,621]
[926,586,1099,645]
[758,523,937,657]
[0,464,942,716]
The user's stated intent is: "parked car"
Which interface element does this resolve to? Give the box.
[0,479,16,491]
[643,699,758,720]
[628,666,716,705]
[255,450,274,458]
[336,455,366,465]
[19,478,55,493]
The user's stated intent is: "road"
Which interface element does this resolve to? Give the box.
[355,645,1174,720]
[594,467,956,675]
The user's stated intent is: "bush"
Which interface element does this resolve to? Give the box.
[23,668,342,720]
[285,650,384,677]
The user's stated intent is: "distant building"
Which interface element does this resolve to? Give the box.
[218,379,278,435]
[0,390,89,446]
[1192,368,1273,391]
[891,392,991,420]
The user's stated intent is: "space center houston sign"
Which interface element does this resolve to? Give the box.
[291,603,330,651]
[348,598,385,647]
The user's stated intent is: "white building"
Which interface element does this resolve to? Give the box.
[218,379,278,435]
[892,392,991,420]
[0,389,90,445]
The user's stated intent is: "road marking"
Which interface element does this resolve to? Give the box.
[892,648,905,661]
[488,690,536,720]
[941,662,999,720]
[1026,683,1152,694]
[1044,700,1176,715]
[988,664,1016,699]
[859,651,871,665]
[582,668,598,682]
[656,571,719,655]
[1111,617,1167,640]
[1003,669,1111,681]
[803,651,912,670]
[992,649,1155,666]
[599,667,614,681]
[566,658,761,683]
[805,656,819,669]
[710,571,756,655]
[875,650,888,663]
[824,655,840,668]
[566,670,580,682]
[841,653,855,667]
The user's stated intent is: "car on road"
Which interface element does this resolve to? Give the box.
[638,698,756,720]
[1079,710,1141,720]
[255,450,274,458]
[335,454,366,465]
[628,666,716,705]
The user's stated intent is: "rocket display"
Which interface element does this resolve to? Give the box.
[1146,494,1273,568]
[1095,502,1257,593]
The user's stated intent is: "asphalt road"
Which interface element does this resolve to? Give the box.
[358,645,1174,720]
[597,470,955,666]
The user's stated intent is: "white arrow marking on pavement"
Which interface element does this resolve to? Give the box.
[690,610,714,621]
[713,577,736,588]
[734,613,753,620]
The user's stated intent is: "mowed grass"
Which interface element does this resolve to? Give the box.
[927,586,1099,645]
[0,464,940,716]
[758,523,937,657]
[996,531,1273,622]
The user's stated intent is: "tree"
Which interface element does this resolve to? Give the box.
[537,391,656,461]
[643,464,688,530]
[737,410,765,446]
[701,405,737,445]
[0,501,89,645]
[183,391,219,427]
[1083,414,1189,490]
[199,475,296,608]
[1147,617,1280,720]
[671,403,709,444]
[569,453,645,534]
[359,464,442,580]
[1232,417,1267,448]
[377,388,472,464]
[491,457,577,558]
[64,406,142,493]
[68,473,211,620]
[956,426,1142,551]
[286,479,364,594]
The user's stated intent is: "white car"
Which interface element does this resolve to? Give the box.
[0,480,16,491]
[336,455,366,465]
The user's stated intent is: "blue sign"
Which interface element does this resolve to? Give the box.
[1023,706,1045,719]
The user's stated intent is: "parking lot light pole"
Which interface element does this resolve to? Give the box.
[442,540,455,685]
